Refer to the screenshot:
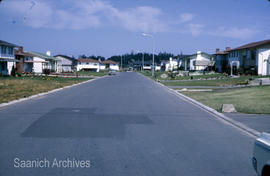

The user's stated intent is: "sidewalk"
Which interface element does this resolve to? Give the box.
[224,113,270,133]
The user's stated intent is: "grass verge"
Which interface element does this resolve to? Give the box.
[163,77,252,86]
[77,71,108,77]
[0,76,91,104]
[180,86,270,114]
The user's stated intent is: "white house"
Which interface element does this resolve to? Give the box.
[163,57,178,71]
[0,40,18,75]
[77,58,100,72]
[181,51,214,71]
[55,55,77,72]
[29,51,61,73]
[101,60,119,71]
[228,39,270,75]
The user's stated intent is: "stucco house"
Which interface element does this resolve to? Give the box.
[181,51,214,71]
[228,39,270,75]
[77,58,100,72]
[101,60,119,71]
[29,51,61,73]
[213,47,230,73]
[55,55,77,72]
[0,40,18,75]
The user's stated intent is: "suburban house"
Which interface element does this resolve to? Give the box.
[142,61,152,71]
[213,47,230,73]
[0,40,18,75]
[15,46,37,73]
[29,51,61,73]
[181,51,214,71]
[161,58,178,71]
[228,39,270,75]
[55,55,77,72]
[101,60,119,71]
[77,58,100,72]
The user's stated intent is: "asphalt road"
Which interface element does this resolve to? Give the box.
[0,72,256,176]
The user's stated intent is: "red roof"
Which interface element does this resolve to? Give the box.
[230,39,270,51]
[77,58,99,63]
[102,60,118,64]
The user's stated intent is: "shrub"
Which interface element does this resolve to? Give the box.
[43,69,50,75]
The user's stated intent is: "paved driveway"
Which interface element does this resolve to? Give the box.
[0,72,256,176]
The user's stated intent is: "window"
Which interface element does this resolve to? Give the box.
[86,62,89,65]
[8,47,13,55]
[1,46,7,54]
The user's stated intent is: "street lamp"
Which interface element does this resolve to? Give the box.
[142,33,155,77]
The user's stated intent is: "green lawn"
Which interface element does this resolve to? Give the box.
[0,76,91,104]
[181,86,270,114]
[163,77,252,86]
[77,71,108,77]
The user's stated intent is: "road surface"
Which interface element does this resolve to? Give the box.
[0,72,256,176]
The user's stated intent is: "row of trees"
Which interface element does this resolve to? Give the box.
[78,52,185,67]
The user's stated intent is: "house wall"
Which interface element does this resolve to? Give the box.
[77,62,100,72]
[33,56,46,73]
[110,64,119,71]
[165,58,178,71]
[56,56,73,72]
[187,52,212,71]
[99,64,106,70]
[7,61,15,75]
[155,66,161,71]
[0,45,15,59]
[0,62,7,75]
[24,63,33,72]
[257,48,270,75]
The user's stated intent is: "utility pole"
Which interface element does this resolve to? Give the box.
[142,52,144,72]
[142,33,155,76]
[121,55,123,71]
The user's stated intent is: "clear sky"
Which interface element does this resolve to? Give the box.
[0,0,269,58]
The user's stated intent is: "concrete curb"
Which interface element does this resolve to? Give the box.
[0,76,107,109]
[139,73,260,138]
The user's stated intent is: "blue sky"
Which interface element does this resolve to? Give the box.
[0,0,269,58]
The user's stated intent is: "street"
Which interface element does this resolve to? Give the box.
[0,72,255,176]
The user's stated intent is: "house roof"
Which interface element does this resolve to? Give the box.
[77,58,99,63]
[213,51,229,55]
[29,51,60,61]
[54,55,76,61]
[230,39,270,51]
[102,60,118,64]
[0,40,18,47]
[182,52,213,59]
[195,60,215,66]
[14,49,35,57]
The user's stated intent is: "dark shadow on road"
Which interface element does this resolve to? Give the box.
[21,108,153,138]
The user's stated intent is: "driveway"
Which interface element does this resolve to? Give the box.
[0,72,256,176]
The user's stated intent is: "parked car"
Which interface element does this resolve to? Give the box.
[109,70,116,75]
[252,132,270,176]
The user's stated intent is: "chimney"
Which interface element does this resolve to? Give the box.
[226,47,231,51]
[18,46,23,52]
[216,48,220,53]
[46,51,51,56]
